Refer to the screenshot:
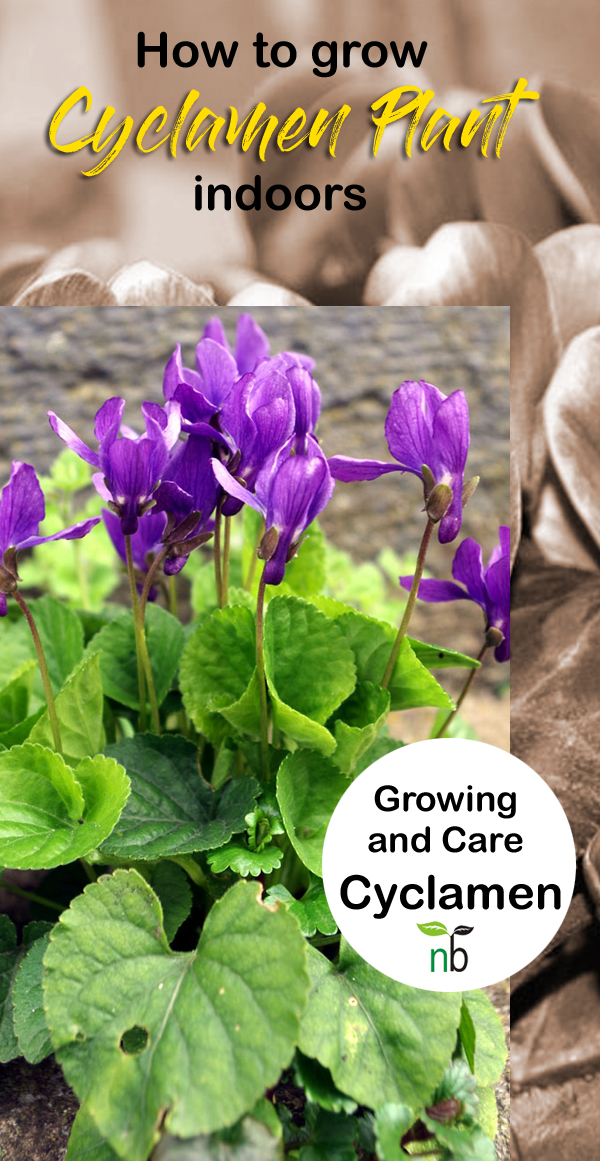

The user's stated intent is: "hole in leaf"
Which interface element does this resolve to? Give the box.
[120,1025,150,1055]
[74,1029,86,1042]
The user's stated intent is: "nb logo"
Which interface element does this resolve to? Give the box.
[417,921,474,973]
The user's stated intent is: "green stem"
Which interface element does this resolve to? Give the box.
[434,643,488,739]
[0,876,62,913]
[14,590,62,756]
[169,573,179,619]
[381,518,435,690]
[125,534,162,733]
[256,567,270,781]
[222,516,231,606]
[214,500,223,607]
[170,856,213,892]
[73,539,90,610]
[244,517,265,591]
[79,858,98,882]
[139,544,170,621]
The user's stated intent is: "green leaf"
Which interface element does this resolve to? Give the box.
[277,751,350,876]
[154,1113,283,1160]
[298,1108,358,1161]
[354,731,404,775]
[66,1104,121,1161]
[329,682,390,774]
[267,876,337,938]
[30,654,105,765]
[149,862,193,943]
[12,931,53,1063]
[0,706,45,748]
[0,744,129,869]
[44,872,309,1161]
[462,991,507,1085]
[459,1000,476,1074]
[422,1118,496,1160]
[0,919,53,1063]
[408,640,480,671]
[0,661,35,730]
[0,914,19,1062]
[100,734,258,860]
[265,596,356,725]
[179,606,259,743]
[86,604,184,710]
[29,596,85,694]
[207,842,283,877]
[294,1052,357,1115]
[335,610,452,711]
[475,1083,498,1141]
[281,523,326,598]
[374,1103,415,1161]
[417,921,449,938]
[299,941,462,1110]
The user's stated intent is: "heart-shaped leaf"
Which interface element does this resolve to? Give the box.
[44,872,309,1161]
[29,654,105,765]
[86,604,184,710]
[12,930,53,1064]
[461,990,507,1085]
[277,751,350,876]
[0,661,36,731]
[299,941,462,1110]
[179,606,259,744]
[335,611,453,712]
[0,918,53,1063]
[100,734,259,860]
[264,597,356,755]
[329,682,390,774]
[0,743,129,869]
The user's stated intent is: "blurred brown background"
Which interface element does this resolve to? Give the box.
[2,0,599,294]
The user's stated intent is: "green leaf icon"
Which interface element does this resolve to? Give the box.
[417,921,449,937]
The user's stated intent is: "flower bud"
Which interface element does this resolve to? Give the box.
[257,526,279,561]
[421,464,436,499]
[462,476,480,507]
[486,626,505,649]
[426,483,453,523]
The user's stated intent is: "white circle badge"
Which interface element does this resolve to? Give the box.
[322,739,576,990]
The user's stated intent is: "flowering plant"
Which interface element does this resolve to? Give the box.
[0,315,507,1161]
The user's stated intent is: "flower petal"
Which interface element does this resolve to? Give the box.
[19,516,100,549]
[328,456,402,482]
[0,462,45,553]
[195,337,238,407]
[399,576,471,603]
[94,397,125,445]
[202,317,229,349]
[384,380,444,473]
[451,538,486,606]
[211,458,266,517]
[235,314,270,374]
[48,412,99,468]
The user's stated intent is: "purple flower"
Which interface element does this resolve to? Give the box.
[0,462,100,615]
[400,526,510,662]
[163,314,270,428]
[212,442,334,585]
[266,353,321,454]
[48,397,181,536]
[217,368,296,515]
[329,380,472,543]
[153,435,218,574]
